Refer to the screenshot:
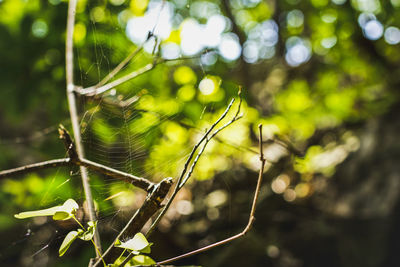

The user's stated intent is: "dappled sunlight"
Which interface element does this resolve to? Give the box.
[285,37,311,67]
[2,0,400,266]
[126,1,173,45]
[271,174,290,194]
[384,26,400,45]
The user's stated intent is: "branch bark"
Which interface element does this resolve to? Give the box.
[0,159,71,179]
[65,0,102,254]
[0,157,154,191]
[92,177,173,266]
[0,126,154,190]
[76,62,156,97]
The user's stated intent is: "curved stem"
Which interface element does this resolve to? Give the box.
[156,124,266,265]
[72,216,106,267]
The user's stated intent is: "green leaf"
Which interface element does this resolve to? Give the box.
[14,206,61,219]
[59,230,79,256]
[130,255,156,266]
[53,199,79,221]
[115,233,151,253]
[139,243,153,254]
[77,221,97,241]
[14,199,79,221]
[53,211,71,220]
[115,255,156,267]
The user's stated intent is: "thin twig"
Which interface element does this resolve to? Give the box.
[96,46,144,87]
[76,61,156,96]
[65,0,102,253]
[0,126,154,190]
[59,124,154,190]
[0,157,154,191]
[147,92,242,237]
[179,88,243,188]
[79,158,154,190]
[156,124,266,265]
[0,158,71,179]
[76,50,214,97]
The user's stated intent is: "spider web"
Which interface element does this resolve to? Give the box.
[0,1,245,266]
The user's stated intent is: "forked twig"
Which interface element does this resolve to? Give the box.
[96,45,144,88]
[0,126,154,191]
[147,90,243,237]
[0,159,71,179]
[0,157,154,191]
[76,49,214,98]
[156,124,266,265]
[76,62,157,96]
[179,89,243,188]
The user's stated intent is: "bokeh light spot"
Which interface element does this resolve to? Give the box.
[161,42,181,59]
[218,33,242,61]
[126,1,173,45]
[199,78,215,95]
[384,26,400,45]
[363,19,383,40]
[285,37,311,67]
[287,9,304,28]
[32,20,48,38]
[332,0,346,4]
[283,189,296,202]
[110,0,125,6]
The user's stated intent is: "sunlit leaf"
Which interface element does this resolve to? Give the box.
[116,255,156,266]
[14,199,79,221]
[130,255,156,266]
[59,230,79,256]
[14,206,61,219]
[115,232,151,252]
[77,221,97,241]
[53,211,71,220]
[52,199,79,221]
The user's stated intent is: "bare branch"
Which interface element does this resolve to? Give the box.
[79,158,154,191]
[0,156,154,191]
[65,0,76,93]
[179,88,243,188]
[58,124,154,190]
[76,49,214,98]
[156,124,266,265]
[65,0,102,253]
[147,92,242,237]
[0,159,71,179]
[96,46,144,87]
[58,124,79,160]
[76,62,156,96]
[92,177,173,267]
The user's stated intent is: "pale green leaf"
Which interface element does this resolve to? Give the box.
[14,206,61,219]
[59,230,79,256]
[130,255,156,266]
[140,243,153,254]
[115,233,151,252]
[53,211,71,220]
[77,221,96,241]
[52,199,79,220]
[14,199,79,220]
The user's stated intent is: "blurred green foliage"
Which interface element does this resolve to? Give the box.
[0,0,400,266]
